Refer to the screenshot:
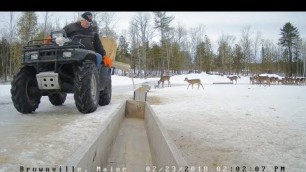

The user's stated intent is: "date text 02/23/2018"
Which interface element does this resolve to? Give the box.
[145,165,286,172]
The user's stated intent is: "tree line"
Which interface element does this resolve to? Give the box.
[1,12,305,82]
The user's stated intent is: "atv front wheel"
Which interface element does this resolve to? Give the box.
[74,61,99,114]
[11,66,42,113]
[48,93,67,106]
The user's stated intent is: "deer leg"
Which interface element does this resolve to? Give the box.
[192,84,194,89]
[187,84,190,89]
[201,84,204,89]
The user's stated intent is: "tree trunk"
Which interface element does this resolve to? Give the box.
[289,46,292,76]
[303,52,306,77]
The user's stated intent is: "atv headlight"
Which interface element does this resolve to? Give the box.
[63,51,72,58]
[28,51,38,60]
[31,53,38,60]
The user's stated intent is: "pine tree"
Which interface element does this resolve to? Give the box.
[0,38,10,81]
[117,35,130,63]
[153,12,174,76]
[153,12,174,41]
[233,44,243,75]
[278,22,301,76]
[203,35,214,73]
[194,42,205,72]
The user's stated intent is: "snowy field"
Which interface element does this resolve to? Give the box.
[1,73,306,172]
[147,73,306,172]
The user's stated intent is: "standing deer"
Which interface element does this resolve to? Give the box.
[255,75,270,86]
[158,76,171,88]
[184,77,204,89]
[227,75,241,84]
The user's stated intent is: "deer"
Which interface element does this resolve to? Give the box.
[184,77,204,89]
[227,75,241,84]
[250,76,256,84]
[255,75,270,87]
[158,76,171,88]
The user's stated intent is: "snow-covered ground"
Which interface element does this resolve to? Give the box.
[1,73,306,171]
[148,73,306,172]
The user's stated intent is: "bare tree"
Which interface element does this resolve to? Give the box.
[227,35,235,60]
[95,12,119,39]
[43,12,52,37]
[250,31,261,74]
[0,12,17,80]
[9,12,15,79]
[129,12,154,78]
[55,17,64,31]
[275,45,283,74]
[253,31,261,60]
[174,22,187,48]
[261,39,276,73]
[128,18,140,74]
[173,22,189,72]
[302,39,306,76]
[240,25,253,76]
[189,25,206,71]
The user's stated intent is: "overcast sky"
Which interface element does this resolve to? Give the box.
[1,12,306,48]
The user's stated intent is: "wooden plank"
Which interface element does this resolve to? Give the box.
[213,82,233,84]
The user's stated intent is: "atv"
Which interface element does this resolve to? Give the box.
[10,30,114,114]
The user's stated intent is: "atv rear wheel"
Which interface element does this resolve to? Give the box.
[48,93,67,106]
[11,66,42,114]
[99,73,112,106]
[74,61,99,114]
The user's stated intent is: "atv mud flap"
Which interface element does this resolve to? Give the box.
[99,66,109,91]
[36,72,60,90]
